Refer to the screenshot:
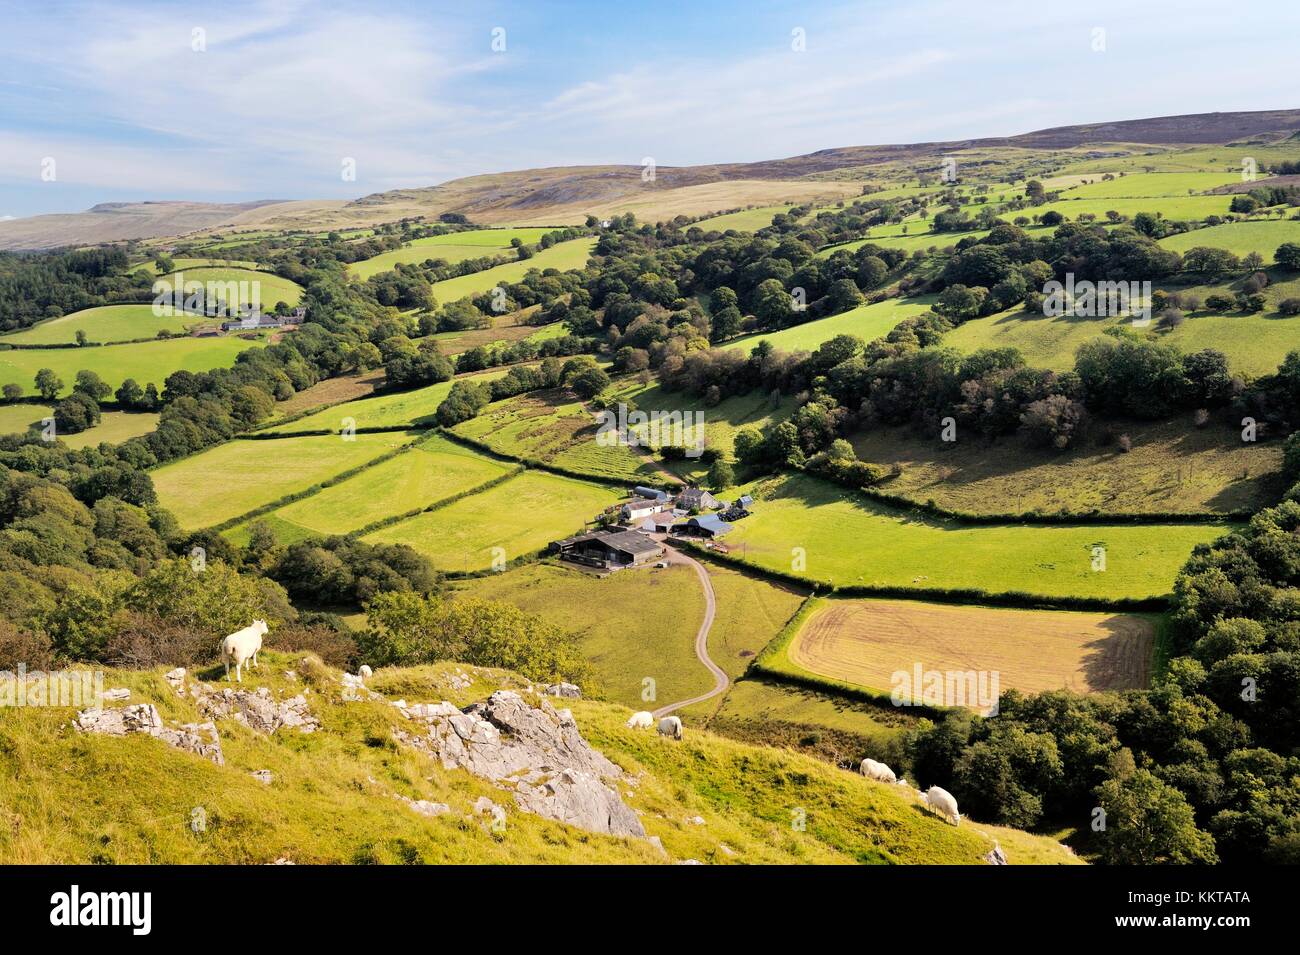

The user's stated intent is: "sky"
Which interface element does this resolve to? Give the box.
[1,0,1298,220]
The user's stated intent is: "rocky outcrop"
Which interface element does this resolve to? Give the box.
[192,685,319,734]
[75,703,224,765]
[394,690,644,839]
[984,842,1008,865]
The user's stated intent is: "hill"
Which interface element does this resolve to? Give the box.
[0,655,1079,864]
[5,107,1298,251]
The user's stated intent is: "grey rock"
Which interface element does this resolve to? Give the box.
[403,798,451,818]
[251,769,274,785]
[395,690,643,839]
[75,704,223,765]
[544,682,581,699]
[102,688,130,702]
[984,842,1008,865]
[163,668,186,694]
[193,685,319,734]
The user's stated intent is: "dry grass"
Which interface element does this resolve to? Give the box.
[789,598,1156,707]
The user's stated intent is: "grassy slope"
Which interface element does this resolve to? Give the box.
[850,419,1283,516]
[722,472,1231,601]
[695,205,792,232]
[1159,219,1300,258]
[61,411,160,450]
[0,656,1076,864]
[427,238,596,304]
[453,561,713,709]
[0,336,265,396]
[152,431,416,530]
[224,435,513,545]
[2,304,201,345]
[362,470,617,572]
[157,267,303,309]
[347,228,556,280]
[721,297,936,354]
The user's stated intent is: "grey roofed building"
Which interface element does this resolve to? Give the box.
[552,528,665,569]
[677,514,735,538]
[633,485,668,502]
[677,487,720,511]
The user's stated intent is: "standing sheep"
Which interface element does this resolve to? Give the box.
[923,786,961,825]
[657,715,683,739]
[220,620,268,683]
[626,711,655,729]
[859,758,897,784]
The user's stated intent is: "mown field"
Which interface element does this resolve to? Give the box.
[785,597,1156,705]
[347,228,557,280]
[362,470,616,572]
[152,431,416,530]
[721,472,1233,601]
[851,418,1284,516]
[427,238,596,304]
[0,403,50,434]
[722,296,936,354]
[224,434,514,545]
[61,411,160,449]
[695,205,792,232]
[454,561,712,709]
[0,335,265,396]
[1,304,201,345]
[157,267,303,310]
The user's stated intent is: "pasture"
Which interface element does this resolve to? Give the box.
[721,472,1233,601]
[454,561,713,709]
[0,403,50,435]
[850,418,1284,516]
[2,304,201,345]
[347,228,556,280]
[695,205,791,232]
[785,597,1156,704]
[60,411,160,449]
[156,267,303,310]
[224,435,513,545]
[427,238,596,304]
[0,335,265,397]
[152,431,415,530]
[722,296,936,354]
[362,470,617,572]
[1051,172,1242,199]
[1158,218,1300,259]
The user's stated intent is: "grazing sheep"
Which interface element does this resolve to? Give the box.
[626,711,655,729]
[859,758,897,784]
[358,664,373,680]
[923,786,961,826]
[657,715,683,740]
[220,620,268,683]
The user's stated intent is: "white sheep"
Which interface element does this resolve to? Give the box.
[657,715,683,740]
[923,786,961,826]
[626,711,655,729]
[220,620,268,683]
[859,758,897,784]
[358,664,373,680]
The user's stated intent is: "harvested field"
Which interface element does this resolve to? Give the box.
[789,598,1156,707]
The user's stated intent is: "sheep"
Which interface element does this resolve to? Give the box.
[358,664,373,680]
[923,786,961,826]
[625,711,655,729]
[657,715,683,740]
[220,620,268,683]
[859,758,897,784]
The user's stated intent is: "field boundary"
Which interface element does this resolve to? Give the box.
[436,427,638,491]
[346,466,526,539]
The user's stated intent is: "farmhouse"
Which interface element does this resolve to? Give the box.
[219,307,307,332]
[620,498,663,522]
[677,487,721,511]
[552,529,665,569]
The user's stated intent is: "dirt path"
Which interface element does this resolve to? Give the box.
[652,545,728,718]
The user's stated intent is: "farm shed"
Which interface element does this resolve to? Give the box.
[633,486,669,503]
[620,498,664,521]
[552,529,665,569]
[675,514,735,539]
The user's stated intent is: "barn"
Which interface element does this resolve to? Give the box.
[552,529,666,569]
[674,514,735,539]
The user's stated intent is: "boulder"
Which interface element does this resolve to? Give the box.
[102,688,130,702]
[984,842,1008,865]
[403,798,451,818]
[394,691,644,839]
[75,704,224,766]
[164,668,186,695]
[544,682,581,699]
[192,685,319,734]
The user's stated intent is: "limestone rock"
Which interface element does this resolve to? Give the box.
[192,685,319,734]
[403,798,451,818]
[984,842,1008,865]
[394,690,643,839]
[75,704,224,765]
[102,688,130,702]
[544,682,581,699]
[164,668,186,695]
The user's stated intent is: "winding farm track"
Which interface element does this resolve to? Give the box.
[652,545,727,718]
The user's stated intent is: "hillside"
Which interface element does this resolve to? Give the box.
[5,107,1298,251]
[0,654,1077,865]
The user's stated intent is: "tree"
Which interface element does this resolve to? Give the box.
[706,458,735,490]
[1275,242,1300,271]
[856,255,888,290]
[75,329,88,346]
[568,366,611,399]
[52,391,101,434]
[34,368,62,401]
[115,378,145,409]
[2,383,21,402]
[73,369,112,401]
[1093,769,1218,864]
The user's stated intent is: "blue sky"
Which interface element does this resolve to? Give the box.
[2,0,1298,219]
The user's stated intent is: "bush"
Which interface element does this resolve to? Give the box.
[1278,298,1300,316]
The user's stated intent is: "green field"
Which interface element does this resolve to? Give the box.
[723,297,936,354]
[224,434,513,545]
[695,205,792,232]
[347,228,557,281]
[362,470,616,572]
[259,367,516,435]
[720,472,1232,601]
[427,238,596,304]
[61,411,160,449]
[1159,218,1300,259]
[0,336,265,396]
[1005,195,1234,224]
[851,419,1283,517]
[0,403,50,435]
[152,431,415,530]
[1,304,206,345]
[454,561,712,708]
[156,267,303,310]
[1049,172,1242,199]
